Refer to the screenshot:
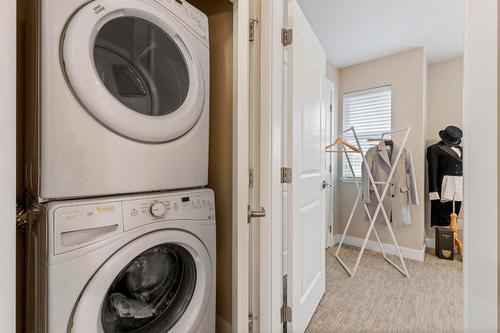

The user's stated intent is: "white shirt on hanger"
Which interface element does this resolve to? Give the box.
[440,175,463,202]
[451,146,461,158]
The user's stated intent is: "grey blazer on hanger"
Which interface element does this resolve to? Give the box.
[361,141,419,226]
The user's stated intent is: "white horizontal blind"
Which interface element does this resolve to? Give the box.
[342,86,392,178]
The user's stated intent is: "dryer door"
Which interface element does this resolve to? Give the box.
[62,0,206,143]
[70,230,212,333]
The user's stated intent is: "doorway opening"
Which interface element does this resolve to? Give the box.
[279,0,487,332]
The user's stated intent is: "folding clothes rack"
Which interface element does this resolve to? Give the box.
[331,126,412,278]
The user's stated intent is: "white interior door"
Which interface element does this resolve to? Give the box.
[286,1,327,331]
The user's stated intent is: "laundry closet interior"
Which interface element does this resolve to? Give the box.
[16,0,236,332]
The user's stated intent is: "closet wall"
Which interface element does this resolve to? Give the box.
[16,1,234,331]
[186,1,234,331]
[425,57,464,238]
[337,48,427,254]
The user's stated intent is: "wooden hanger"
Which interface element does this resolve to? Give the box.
[325,137,360,153]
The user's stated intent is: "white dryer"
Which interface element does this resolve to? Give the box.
[26,189,216,333]
[25,0,210,201]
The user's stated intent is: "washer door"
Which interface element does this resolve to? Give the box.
[62,0,205,143]
[71,230,212,333]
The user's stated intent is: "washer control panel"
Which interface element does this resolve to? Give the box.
[153,0,209,43]
[122,190,215,231]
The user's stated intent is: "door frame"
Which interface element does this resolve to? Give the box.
[0,0,17,331]
[324,78,335,248]
[463,0,498,330]
[255,0,500,331]
[258,0,285,331]
[231,0,251,332]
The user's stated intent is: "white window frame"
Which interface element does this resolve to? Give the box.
[341,85,392,181]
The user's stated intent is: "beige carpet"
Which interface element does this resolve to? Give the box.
[305,246,463,333]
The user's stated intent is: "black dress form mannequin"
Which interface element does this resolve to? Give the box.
[426,126,463,227]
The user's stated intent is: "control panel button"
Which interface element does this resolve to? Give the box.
[150,202,167,217]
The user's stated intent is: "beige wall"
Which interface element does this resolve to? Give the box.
[187,1,233,331]
[426,57,464,141]
[337,48,427,251]
[208,10,233,332]
[326,61,340,85]
[425,57,464,238]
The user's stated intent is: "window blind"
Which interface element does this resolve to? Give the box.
[342,86,392,179]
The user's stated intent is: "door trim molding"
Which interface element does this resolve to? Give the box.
[232,0,250,331]
[324,78,335,249]
[0,0,16,331]
[463,0,498,330]
[259,0,284,331]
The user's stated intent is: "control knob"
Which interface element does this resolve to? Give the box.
[150,202,167,217]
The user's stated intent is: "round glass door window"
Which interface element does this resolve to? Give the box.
[101,244,197,332]
[93,17,190,116]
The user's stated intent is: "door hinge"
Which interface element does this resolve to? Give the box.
[329,225,332,234]
[280,305,292,323]
[330,104,333,113]
[249,168,254,188]
[249,18,258,42]
[281,167,292,184]
[281,274,292,323]
[17,202,42,229]
[281,28,293,46]
[248,313,258,332]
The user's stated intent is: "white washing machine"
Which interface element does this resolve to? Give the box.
[26,189,216,333]
[25,0,210,201]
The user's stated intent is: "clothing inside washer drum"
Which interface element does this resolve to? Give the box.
[100,244,197,332]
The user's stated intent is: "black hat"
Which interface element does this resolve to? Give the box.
[439,126,463,146]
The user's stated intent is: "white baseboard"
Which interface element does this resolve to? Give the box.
[425,238,435,249]
[332,234,426,262]
[216,316,232,333]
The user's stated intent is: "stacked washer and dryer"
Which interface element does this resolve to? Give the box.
[25,0,215,332]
